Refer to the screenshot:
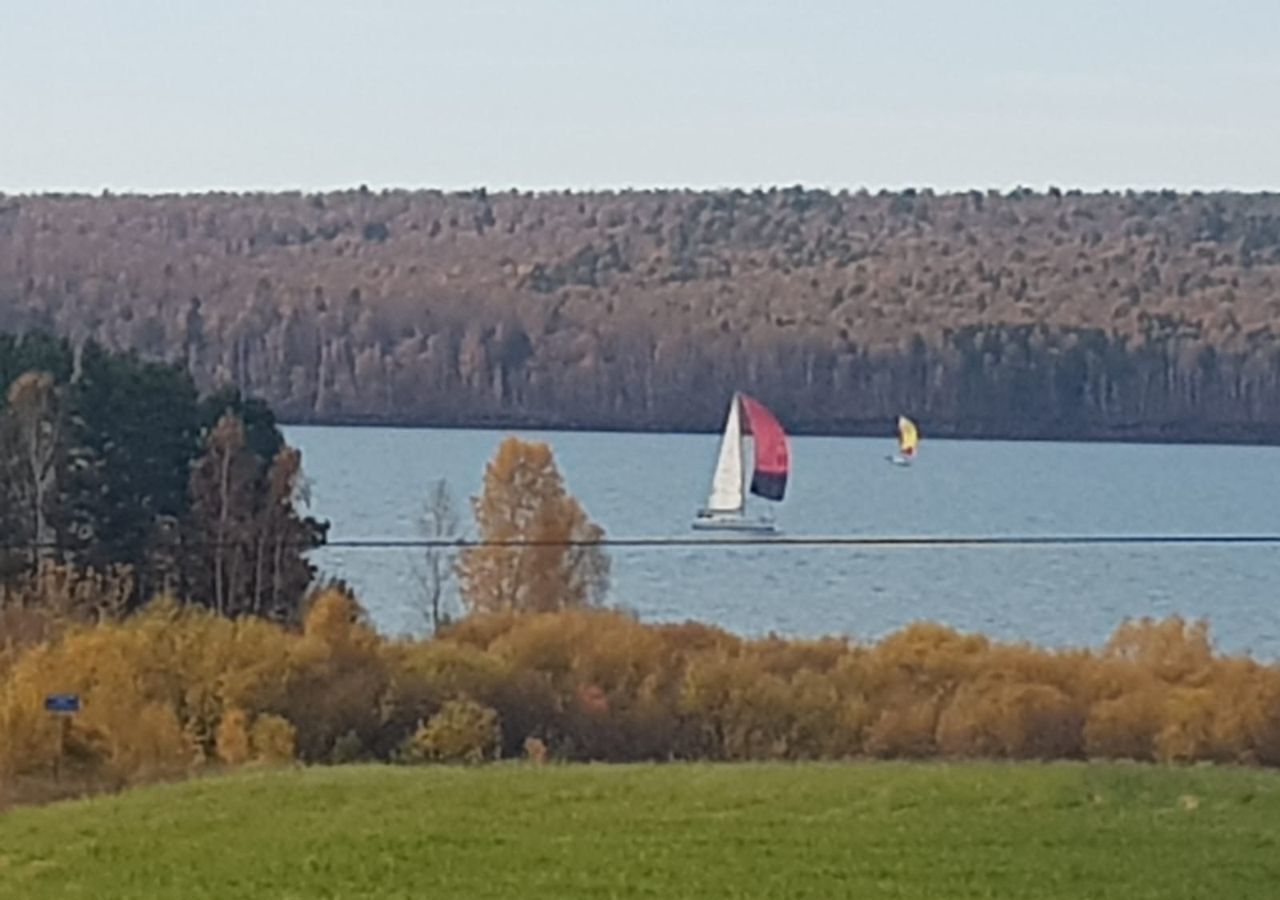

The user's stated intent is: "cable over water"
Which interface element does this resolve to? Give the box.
[7,534,1280,550]
[320,534,1280,549]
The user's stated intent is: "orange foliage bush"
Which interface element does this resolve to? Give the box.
[250,714,297,764]
[3,601,1280,800]
[216,709,252,765]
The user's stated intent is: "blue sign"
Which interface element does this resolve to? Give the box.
[44,694,80,713]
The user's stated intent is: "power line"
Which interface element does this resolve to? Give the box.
[318,534,1280,548]
[5,534,1280,551]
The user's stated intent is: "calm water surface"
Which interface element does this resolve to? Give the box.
[283,426,1280,656]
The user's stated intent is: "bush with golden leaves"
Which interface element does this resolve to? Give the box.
[7,594,1280,805]
[399,699,502,764]
[250,714,297,764]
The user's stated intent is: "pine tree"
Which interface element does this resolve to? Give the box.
[60,342,201,603]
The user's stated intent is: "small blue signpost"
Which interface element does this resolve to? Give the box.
[44,693,81,714]
[44,693,80,781]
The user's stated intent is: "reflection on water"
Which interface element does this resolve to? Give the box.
[285,426,1280,657]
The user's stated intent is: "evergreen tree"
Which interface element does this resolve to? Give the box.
[0,332,326,619]
[60,342,201,605]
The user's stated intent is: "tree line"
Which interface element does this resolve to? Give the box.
[4,598,1279,806]
[0,326,610,633]
[3,187,1280,440]
[0,332,326,622]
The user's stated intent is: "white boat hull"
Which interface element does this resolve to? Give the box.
[691,512,777,533]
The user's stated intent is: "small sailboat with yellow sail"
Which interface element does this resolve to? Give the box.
[888,415,918,466]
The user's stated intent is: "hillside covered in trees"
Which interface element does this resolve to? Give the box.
[3,187,1280,440]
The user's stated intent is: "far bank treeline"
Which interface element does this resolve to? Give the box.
[4,188,1280,440]
[0,332,326,621]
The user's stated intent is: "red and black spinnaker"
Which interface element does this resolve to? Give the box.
[739,393,789,502]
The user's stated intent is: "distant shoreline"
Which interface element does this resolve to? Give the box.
[278,414,1280,448]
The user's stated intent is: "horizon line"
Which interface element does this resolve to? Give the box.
[4,182,1279,199]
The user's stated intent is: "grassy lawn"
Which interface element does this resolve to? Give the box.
[1,762,1278,899]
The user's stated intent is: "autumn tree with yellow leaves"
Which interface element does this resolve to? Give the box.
[457,437,609,615]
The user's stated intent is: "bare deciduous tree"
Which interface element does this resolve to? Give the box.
[417,478,460,632]
[186,413,326,620]
[1,372,63,572]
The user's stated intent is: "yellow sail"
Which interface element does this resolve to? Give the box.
[897,415,919,457]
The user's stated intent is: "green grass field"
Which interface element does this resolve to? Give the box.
[1,762,1279,899]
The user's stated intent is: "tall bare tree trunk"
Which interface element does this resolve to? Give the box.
[214,441,232,615]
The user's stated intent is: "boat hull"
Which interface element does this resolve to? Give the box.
[691,512,777,534]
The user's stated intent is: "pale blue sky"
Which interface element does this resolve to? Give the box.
[3,0,1278,194]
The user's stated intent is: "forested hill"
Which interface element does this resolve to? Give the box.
[3,187,1280,441]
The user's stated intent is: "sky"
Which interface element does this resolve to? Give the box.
[3,0,1279,195]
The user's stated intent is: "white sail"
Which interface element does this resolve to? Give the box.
[705,394,744,512]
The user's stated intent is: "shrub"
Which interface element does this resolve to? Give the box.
[283,588,391,761]
[523,736,549,764]
[937,680,1084,759]
[865,699,940,759]
[1084,690,1163,761]
[401,699,501,764]
[329,730,364,765]
[250,715,296,764]
[6,597,1280,806]
[216,709,252,766]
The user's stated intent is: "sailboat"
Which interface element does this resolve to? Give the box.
[889,415,918,466]
[692,392,790,533]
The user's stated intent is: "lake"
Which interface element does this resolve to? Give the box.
[283,426,1280,657]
